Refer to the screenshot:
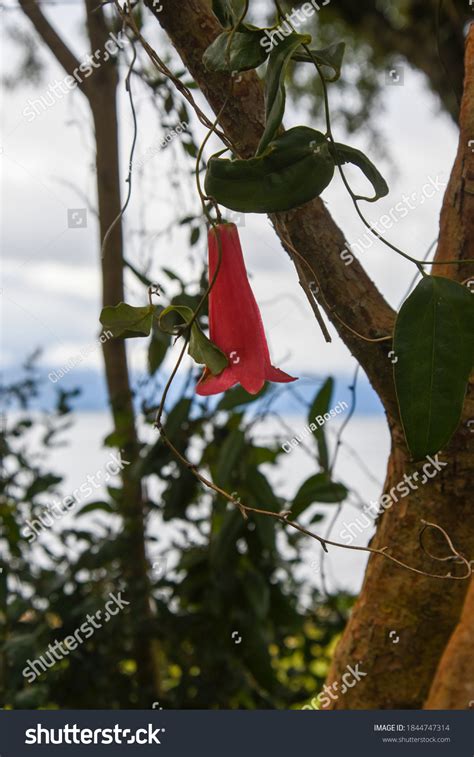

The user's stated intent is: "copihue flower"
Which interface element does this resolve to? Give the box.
[196,222,297,396]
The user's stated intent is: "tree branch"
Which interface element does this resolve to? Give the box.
[146,0,399,421]
[18,0,89,97]
[424,577,474,709]
[323,22,474,710]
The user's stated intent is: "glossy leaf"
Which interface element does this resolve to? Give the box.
[203,28,268,73]
[159,305,228,376]
[394,276,474,460]
[257,32,311,155]
[99,303,155,339]
[158,304,194,335]
[292,473,348,518]
[308,377,334,471]
[211,0,246,26]
[331,142,389,202]
[293,41,346,82]
[148,305,171,375]
[205,126,335,213]
[189,324,228,376]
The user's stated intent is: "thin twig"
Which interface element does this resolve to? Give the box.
[101,38,138,261]
[154,422,472,581]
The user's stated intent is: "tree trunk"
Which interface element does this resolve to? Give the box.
[84,0,161,706]
[324,24,474,709]
[154,1,474,708]
[19,0,161,705]
[424,579,474,709]
[324,427,473,709]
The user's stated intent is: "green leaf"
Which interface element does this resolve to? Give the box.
[331,142,389,202]
[163,398,193,446]
[76,501,114,517]
[308,377,334,472]
[148,305,171,375]
[205,126,335,213]
[215,428,246,487]
[246,467,281,512]
[162,467,198,521]
[292,41,346,82]
[189,323,228,376]
[292,474,348,518]
[210,510,243,568]
[257,32,311,155]
[158,304,194,334]
[245,445,280,466]
[203,28,268,73]
[211,0,246,26]
[158,305,228,376]
[190,226,200,245]
[394,276,474,460]
[124,258,155,287]
[243,570,270,619]
[99,302,155,339]
[25,474,62,499]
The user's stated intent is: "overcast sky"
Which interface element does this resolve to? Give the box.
[1,0,462,595]
[1,0,458,396]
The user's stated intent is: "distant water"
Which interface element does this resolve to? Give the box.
[3,366,384,416]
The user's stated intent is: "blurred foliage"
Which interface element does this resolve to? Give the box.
[4,0,468,157]
[1,353,354,709]
[0,1,372,710]
[253,0,468,155]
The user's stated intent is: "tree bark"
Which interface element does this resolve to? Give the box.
[150,0,398,421]
[19,0,161,705]
[154,1,474,708]
[324,24,474,709]
[422,25,474,711]
[424,579,474,709]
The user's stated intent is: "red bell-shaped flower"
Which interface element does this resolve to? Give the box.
[196,223,297,396]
